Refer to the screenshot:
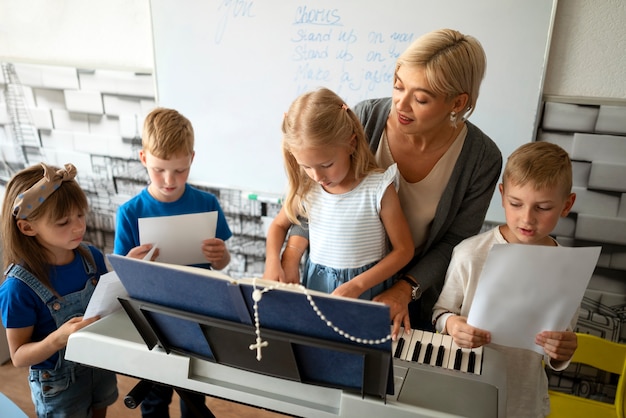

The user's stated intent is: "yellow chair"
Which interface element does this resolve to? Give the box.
[548,333,626,418]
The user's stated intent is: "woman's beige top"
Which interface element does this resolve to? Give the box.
[375,125,467,252]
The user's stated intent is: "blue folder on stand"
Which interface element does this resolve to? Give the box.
[107,254,394,398]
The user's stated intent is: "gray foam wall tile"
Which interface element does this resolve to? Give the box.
[542,102,598,132]
[619,194,626,218]
[587,272,626,295]
[553,216,576,237]
[555,236,575,247]
[537,131,574,154]
[63,90,104,114]
[572,133,626,163]
[571,186,619,217]
[596,251,612,269]
[610,251,626,270]
[575,214,626,245]
[33,88,67,109]
[588,162,626,192]
[572,161,591,188]
[78,70,154,97]
[14,63,80,90]
[595,105,626,135]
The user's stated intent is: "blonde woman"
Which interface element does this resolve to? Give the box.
[284,29,502,338]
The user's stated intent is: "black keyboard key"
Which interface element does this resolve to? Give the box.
[435,345,445,367]
[468,350,476,373]
[423,344,433,364]
[454,349,462,370]
[394,337,405,358]
[411,342,422,362]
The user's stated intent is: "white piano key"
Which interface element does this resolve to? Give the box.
[391,328,402,358]
[397,333,412,360]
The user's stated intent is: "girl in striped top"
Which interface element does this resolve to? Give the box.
[264,88,414,300]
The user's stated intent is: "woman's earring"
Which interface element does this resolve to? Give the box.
[449,111,457,127]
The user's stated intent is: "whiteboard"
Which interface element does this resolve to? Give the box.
[150,0,557,222]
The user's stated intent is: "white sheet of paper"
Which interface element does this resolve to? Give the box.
[138,211,217,265]
[84,271,128,319]
[466,244,601,354]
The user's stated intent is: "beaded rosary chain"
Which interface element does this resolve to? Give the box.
[248,278,392,361]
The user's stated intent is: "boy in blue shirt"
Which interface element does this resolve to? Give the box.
[114,107,232,417]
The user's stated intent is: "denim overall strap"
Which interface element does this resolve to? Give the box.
[9,244,100,370]
[77,243,97,277]
[5,264,56,306]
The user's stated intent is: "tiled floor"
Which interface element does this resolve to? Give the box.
[0,360,289,417]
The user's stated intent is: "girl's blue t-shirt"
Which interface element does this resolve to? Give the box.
[0,245,107,369]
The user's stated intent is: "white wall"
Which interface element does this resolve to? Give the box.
[0,0,153,71]
[545,0,626,99]
[0,0,625,99]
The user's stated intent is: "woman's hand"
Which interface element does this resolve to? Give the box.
[373,281,412,340]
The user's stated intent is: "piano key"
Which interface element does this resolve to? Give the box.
[470,346,483,375]
[391,331,401,357]
[391,327,412,360]
[411,340,422,362]
[460,347,471,372]
[453,348,463,370]
[416,331,432,364]
[448,338,462,370]
[439,334,454,369]
[468,351,476,374]
[427,333,444,366]
[394,337,405,358]
[435,345,445,366]
[390,327,484,374]
[423,343,434,365]
[391,327,402,351]
[406,330,424,362]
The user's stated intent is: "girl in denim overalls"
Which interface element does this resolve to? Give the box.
[0,163,118,417]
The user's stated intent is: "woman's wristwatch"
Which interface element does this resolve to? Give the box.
[397,275,422,301]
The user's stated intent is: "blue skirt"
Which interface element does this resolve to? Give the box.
[303,258,394,300]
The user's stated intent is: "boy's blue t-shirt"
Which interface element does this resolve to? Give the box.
[0,245,107,369]
[113,184,232,257]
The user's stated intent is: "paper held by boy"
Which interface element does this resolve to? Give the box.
[467,244,601,355]
[138,211,217,265]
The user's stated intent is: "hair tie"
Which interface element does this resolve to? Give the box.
[341,103,349,111]
[13,163,78,219]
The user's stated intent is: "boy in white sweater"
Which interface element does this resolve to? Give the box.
[433,141,578,417]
